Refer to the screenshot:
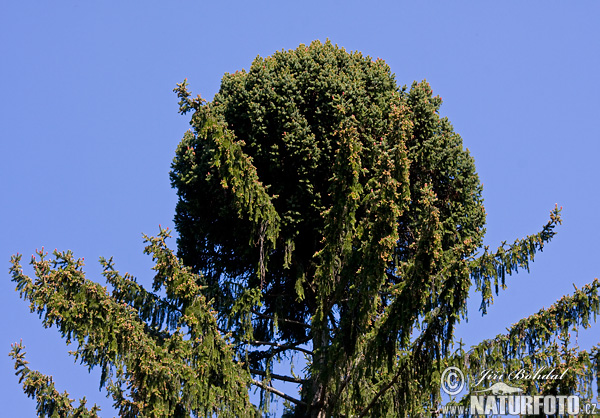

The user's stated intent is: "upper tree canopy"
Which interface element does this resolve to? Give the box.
[10,40,598,418]
[171,39,486,344]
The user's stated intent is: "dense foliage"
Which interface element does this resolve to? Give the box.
[10,41,599,417]
[10,232,253,417]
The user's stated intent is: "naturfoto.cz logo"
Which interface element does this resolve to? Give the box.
[440,366,599,416]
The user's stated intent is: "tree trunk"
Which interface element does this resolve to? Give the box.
[308,321,330,418]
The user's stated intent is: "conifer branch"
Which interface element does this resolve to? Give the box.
[250,379,307,406]
[465,278,600,363]
[248,340,313,356]
[250,309,312,328]
[9,342,101,417]
[248,368,306,383]
[471,205,563,313]
[326,354,364,415]
[357,361,406,418]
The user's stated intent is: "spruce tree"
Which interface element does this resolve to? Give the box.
[10,40,599,417]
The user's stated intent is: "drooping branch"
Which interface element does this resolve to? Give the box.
[250,379,307,407]
[8,235,254,417]
[9,342,101,418]
[325,353,365,416]
[470,205,563,313]
[464,278,600,365]
[101,256,184,332]
[357,359,407,418]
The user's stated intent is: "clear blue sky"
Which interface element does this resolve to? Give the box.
[2,2,599,416]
